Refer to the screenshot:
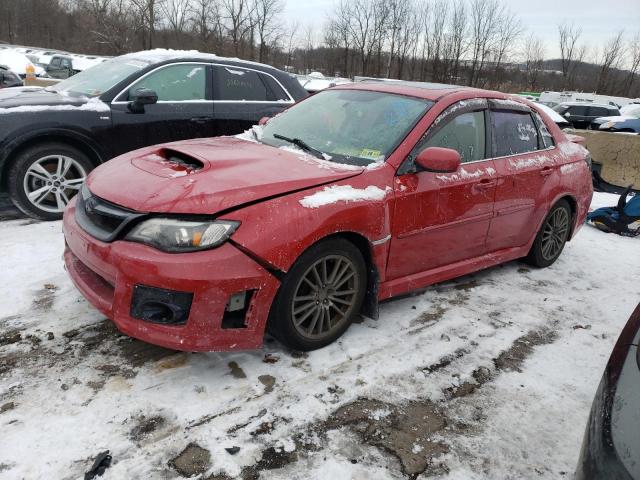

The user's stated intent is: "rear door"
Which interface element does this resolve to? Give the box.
[387,99,497,280]
[485,102,557,251]
[109,62,214,155]
[210,64,294,136]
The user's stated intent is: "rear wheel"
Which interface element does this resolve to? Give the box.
[268,238,367,351]
[525,199,572,268]
[8,143,93,221]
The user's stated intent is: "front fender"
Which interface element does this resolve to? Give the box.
[223,167,394,282]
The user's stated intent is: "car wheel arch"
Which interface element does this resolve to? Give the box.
[270,231,380,320]
[1,131,103,190]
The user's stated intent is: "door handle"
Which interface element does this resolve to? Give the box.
[540,167,554,177]
[190,116,210,124]
[472,179,496,192]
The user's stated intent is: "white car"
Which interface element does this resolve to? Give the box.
[0,50,45,77]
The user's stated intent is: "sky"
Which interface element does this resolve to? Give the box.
[283,0,640,64]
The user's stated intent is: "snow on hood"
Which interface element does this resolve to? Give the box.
[0,97,110,114]
[299,185,391,208]
[87,136,364,214]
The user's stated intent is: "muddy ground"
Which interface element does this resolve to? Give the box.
[1,196,639,479]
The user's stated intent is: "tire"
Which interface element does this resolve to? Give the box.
[268,238,367,351]
[525,199,572,268]
[8,142,94,221]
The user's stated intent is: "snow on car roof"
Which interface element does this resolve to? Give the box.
[119,49,280,71]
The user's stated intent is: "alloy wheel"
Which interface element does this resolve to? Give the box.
[23,155,87,214]
[291,254,360,340]
[541,207,570,261]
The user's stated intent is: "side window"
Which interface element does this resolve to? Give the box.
[128,64,207,101]
[568,105,588,116]
[491,110,539,156]
[214,66,276,101]
[261,74,290,101]
[533,111,555,148]
[588,106,609,117]
[62,58,72,69]
[50,57,61,68]
[420,111,486,163]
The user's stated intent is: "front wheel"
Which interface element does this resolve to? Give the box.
[8,143,93,221]
[525,199,572,268]
[268,238,367,351]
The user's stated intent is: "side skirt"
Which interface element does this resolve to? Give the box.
[378,245,530,301]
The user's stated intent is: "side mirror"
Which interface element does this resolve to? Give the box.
[128,88,158,113]
[415,147,461,173]
[258,116,269,126]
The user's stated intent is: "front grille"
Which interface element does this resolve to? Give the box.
[75,184,144,242]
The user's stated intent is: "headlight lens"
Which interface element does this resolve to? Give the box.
[600,121,615,130]
[125,218,240,252]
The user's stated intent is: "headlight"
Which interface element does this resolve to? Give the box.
[125,218,240,252]
[600,121,615,130]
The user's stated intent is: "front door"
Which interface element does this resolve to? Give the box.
[109,63,215,157]
[387,100,497,280]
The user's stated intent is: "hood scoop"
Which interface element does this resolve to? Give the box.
[131,147,206,178]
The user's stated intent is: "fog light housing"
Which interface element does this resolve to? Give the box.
[130,284,193,325]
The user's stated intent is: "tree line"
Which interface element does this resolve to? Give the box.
[1,0,639,97]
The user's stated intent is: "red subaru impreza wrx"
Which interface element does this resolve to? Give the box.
[62,82,593,352]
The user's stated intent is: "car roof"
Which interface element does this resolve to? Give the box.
[119,49,285,73]
[333,80,484,101]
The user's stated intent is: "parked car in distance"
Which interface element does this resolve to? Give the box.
[553,102,621,129]
[590,105,640,133]
[576,302,640,480]
[532,102,571,129]
[0,65,23,88]
[45,54,77,79]
[63,83,593,353]
[0,49,46,78]
[0,49,308,220]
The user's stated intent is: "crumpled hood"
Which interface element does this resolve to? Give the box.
[86,136,364,214]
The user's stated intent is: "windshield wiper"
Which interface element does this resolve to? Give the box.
[273,133,326,160]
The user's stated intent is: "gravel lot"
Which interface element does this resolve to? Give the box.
[0,192,638,479]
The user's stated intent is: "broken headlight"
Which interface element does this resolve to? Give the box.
[125,218,240,252]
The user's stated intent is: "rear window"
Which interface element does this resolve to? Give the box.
[214,66,282,101]
[491,110,540,157]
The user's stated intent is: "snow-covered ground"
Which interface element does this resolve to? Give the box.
[0,192,638,479]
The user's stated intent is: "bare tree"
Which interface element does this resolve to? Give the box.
[468,0,500,87]
[222,0,252,56]
[558,22,584,89]
[523,33,545,90]
[85,0,135,53]
[489,5,522,89]
[162,0,191,41]
[190,0,222,52]
[624,32,640,96]
[130,0,163,49]
[595,30,625,93]
[253,0,283,63]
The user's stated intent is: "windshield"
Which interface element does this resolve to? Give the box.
[47,58,150,97]
[260,89,432,166]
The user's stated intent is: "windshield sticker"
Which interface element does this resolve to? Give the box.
[360,148,382,160]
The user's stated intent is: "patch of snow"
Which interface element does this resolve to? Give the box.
[275,438,296,453]
[436,166,493,182]
[508,154,552,170]
[234,125,264,143]
[0,97,110,115]
[299,185,391,208]
[412,443,424,454]
[560,162,581,175]
[492,98,526,109]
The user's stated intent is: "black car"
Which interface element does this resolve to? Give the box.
[0,65,23,88]
[553,102,621,129]
[0,50,307,220]
[576,302,640,480]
